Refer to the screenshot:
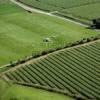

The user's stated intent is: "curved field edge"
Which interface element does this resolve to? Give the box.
[0,79,73,100]
[17,0,100,24]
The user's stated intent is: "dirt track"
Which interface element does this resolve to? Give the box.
[10,0,88,27]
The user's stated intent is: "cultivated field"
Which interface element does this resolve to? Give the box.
[19,0,100,24]
[0,0,99,66]
[4,41,100,99]
[0,0,100,100]
[63,3,100,21]
[19,0,100,11]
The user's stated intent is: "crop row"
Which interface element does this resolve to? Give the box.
[5,41,100,99]
[18,0,100,11]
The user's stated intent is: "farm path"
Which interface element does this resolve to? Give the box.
[1,39,100,77]
[10,0,88,27]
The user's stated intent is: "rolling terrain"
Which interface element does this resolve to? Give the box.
[0,0,99,66]
[0,0,100,100]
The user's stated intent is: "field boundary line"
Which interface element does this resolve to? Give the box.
[10,0,88,27]
[0,39,100,77]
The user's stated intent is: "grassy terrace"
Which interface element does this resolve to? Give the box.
[0,0,100,66]
[0,79,73,100]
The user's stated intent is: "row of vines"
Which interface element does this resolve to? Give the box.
[4,41,100,99]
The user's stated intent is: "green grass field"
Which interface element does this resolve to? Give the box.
[63,2,100,21]
[19,0,100,11]
[0,79,73,100]
[0,0,99,66]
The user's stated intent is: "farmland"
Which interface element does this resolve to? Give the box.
[19,0,100,24]
[0,0,100,100]
[63,3,100,21]
[0,0,99,66]
[4,40,100,99]
[19,0,100,11]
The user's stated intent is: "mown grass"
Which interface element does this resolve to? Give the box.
[0,79,73,100]
[0,0,100,66]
